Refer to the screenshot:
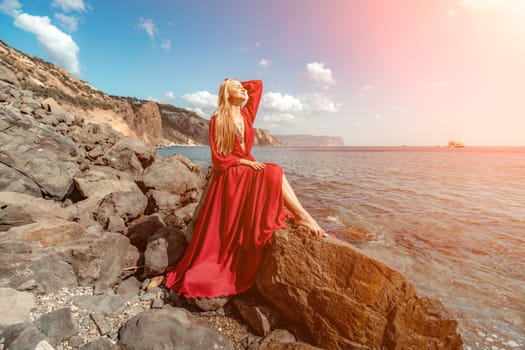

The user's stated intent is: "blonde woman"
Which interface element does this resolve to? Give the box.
[166,79,325,298]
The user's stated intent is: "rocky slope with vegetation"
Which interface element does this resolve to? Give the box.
[0,40,462,349]
[0,39,280,148]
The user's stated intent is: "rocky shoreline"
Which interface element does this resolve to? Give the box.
[1,42,463,349]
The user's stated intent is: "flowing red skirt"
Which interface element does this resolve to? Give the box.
[165,162,289,298]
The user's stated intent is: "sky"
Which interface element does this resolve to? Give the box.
[1,0,524,146]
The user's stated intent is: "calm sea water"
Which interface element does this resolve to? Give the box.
[159,146,525,349]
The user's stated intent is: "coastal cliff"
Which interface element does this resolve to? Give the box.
[0,40,462,349]
[0,39,280,148]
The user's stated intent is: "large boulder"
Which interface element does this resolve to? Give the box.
[102,136,156,170]
[144,226,187,275]
[256,229,463,350]
[73,165,139,199]
[0,288,36,326]
[0,106,80,199]
[136,156,205,196]
[133,101,164,145]
[117,308,233,350]
[0,191,69,231]
[0,219,139,292]
[96,190,148,229]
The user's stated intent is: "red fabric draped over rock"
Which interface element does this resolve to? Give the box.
[165,80,290,298]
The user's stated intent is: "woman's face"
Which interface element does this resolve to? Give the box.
[227,80,247,101]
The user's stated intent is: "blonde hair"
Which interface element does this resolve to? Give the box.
[214,78,237,156]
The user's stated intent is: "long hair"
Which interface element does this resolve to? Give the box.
[214,78,237,156]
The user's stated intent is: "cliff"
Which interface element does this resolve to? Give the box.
[0,39,280,147]
[275,134,344,147]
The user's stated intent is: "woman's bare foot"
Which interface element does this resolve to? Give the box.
[295,213,327,237]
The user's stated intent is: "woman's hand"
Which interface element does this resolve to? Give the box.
[240,159,266,170]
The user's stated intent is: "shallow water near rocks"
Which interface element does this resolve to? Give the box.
[160,145,525,349]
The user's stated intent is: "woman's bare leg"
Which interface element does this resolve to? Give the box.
[282,174,326,237]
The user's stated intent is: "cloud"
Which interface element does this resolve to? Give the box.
[301,93,341,114]
[163,91,175,100]
[258,58,272,68]
[182,91,217,117]
[263,114,296,123]
[138,17,157,40]
[304,62,336,89]
[51,0,85,12]
[262,92,303,113]
[240,41,262,53]
[161,38,171,51]
[0,0,21,17]
[54,13,79,32]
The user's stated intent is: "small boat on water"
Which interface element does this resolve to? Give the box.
[447,140,465,148]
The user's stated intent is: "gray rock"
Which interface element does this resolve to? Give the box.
[195,297,229,312]
[106,215,126,233]
[33,308,76,346]
[126,214,165,251]
[144,226,187,275]
[90,312,111,335]
[0,161,42,198]
[96,190,147,229]
[124,306,144,317]
[232,298,278,336]
[0,106,80,199]
[174,202,198,225]
[116,276,141,303]
[102,147,143,178]
[72,165,139,199]
[0,323,47,350]
[0,191,69,231]
[151,298,164,309]
[136,156,205,196]
[118,308,233,350]
[0,288,36,326]
[80,338,119,350]
[70,294,126,316]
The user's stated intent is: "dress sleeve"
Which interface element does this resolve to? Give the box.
[242,80,263,124]
[209,115,240,172]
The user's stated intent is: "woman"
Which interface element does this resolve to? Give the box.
[165,79,325,299]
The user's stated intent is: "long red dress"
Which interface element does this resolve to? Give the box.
[165,80,289,298]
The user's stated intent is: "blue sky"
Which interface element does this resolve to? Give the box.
[1,0,524,146]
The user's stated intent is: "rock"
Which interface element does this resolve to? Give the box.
[70,294,126,316]
[0,64,20,86]
[174,202,198,224]
[116,276,141,303]
[102,146,144,178]
[258,342,323,350]
[195,297,229,312]
[124,306,144,317]
[133,101,164,145]
[0,191,69,231]
[96,190,147,229]
[126,214,166,251]
[256,229,463,350]
[33,308,76,346]
[73,165,140,199]
[261,329,297,344]
[0,221,138,292]
[0,161,42,197]
[151,298,164,309]
[146,275,164,291]
[144,226,187,274]
[103,136,156,170]
[136,156,205,196]
[35,340,56,350]
[0,106,79,199]
[1,308,76,349]
[117,308,234,350]
[90,312,111,335]
[232,298,277,336]
[41,97,64,114]
[0,288,36,326]
[80,338,119,350]
[107,215,126,233]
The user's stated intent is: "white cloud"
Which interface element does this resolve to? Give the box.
[54,13,79,32]
[13,13,80,75]
[301,93,341,114]
[262,92,303,113]
[258,58,272,67]
[138,17,157,40]
[51,0,85,12]
[161,38,171,51]
[304,62,336,89]
[0,0,21,17]
[263,114,296,123]
[163,91,175,100]
[182,91,217,117]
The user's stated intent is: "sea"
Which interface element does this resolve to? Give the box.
[158,145,525,350]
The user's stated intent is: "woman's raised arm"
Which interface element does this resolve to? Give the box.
[241,80,263,124]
